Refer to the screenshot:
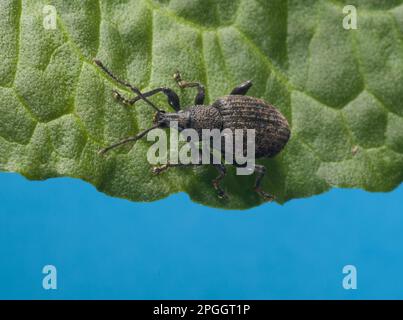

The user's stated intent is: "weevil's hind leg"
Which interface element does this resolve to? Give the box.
[230,80,253,95]
[113,87,181,112]
[212,164,227,199]
[254,164,275,201]
[152,148,228,199]
[173,70,205,105]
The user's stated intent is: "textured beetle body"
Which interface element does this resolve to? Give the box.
[186,105,222,136]
[212,95,290,159]
[161,96,290,160]
[94,59,290,200]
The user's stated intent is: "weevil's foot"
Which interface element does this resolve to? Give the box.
[112,90,130,106]
[173,70,182,82]
[255,187,275,202]
[112,89,121,100]
[217,190,228,200]
[173,71,187,88]
[93,59,102,67]
[98,148,108,156]
[213,181,228,200]
[152,164,169,175]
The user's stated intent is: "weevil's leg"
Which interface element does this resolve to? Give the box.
[153,147,228,199]
[98,124,160,155]
[112,90,135,106]
[113,87,181,112]
[153,162,227,199]
[254,164,275,201]
[230,80,253,95]
[152,148,203,175]
[173,70,205,105]
[212,164,227,199]
[152,161,203,175]
[93,59,160,112]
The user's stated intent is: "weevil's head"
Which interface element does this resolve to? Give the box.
[153,110,191,131]
[153,110,166,127]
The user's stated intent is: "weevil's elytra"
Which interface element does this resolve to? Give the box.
[212,95,290,159]
[94,59,291,201]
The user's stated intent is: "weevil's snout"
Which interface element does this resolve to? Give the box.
[153,110,190,130]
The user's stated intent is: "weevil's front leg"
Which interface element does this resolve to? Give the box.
[113,87,181,112]
[173,70,205,105]
[94,59,160,112]
[254,164,275,201]
[112,90,134,106]
[230,80,253,95]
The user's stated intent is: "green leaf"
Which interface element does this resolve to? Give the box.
[1,0,403,209]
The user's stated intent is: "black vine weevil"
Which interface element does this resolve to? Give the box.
[94,60,290,201]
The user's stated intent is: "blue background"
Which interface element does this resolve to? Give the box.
[0,172,402,299]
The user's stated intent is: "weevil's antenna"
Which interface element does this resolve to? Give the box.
[93,59,161,113]
[98,124,160,156]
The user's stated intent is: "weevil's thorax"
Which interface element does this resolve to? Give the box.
[186,105,223,136]
[157,106,223,135]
